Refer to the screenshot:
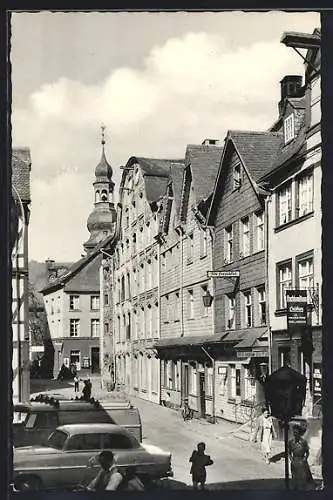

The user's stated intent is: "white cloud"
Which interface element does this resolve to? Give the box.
[12,25,318,260]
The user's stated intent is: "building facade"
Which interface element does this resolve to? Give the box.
[206,132,282,423]
[155,141,223,419]
[12,148,32,403]
[42,134,116,377]
[262,29,321,415]
[113,156,181,404]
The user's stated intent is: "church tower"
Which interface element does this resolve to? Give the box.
[84,126,116,253]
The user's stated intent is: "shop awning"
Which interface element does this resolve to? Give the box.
[154,332,229,349]
[234,328,268,349]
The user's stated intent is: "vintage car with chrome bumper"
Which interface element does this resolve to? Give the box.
[13,423,173,490]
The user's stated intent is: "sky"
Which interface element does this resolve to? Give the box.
[10,11,320,263]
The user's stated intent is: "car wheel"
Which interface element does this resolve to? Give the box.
[14,476,42,491]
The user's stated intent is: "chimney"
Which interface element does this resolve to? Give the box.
[202,138,220,146]
[45,259,57,281]
[279,75,303,114]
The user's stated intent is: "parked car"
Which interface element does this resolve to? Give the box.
[13,395,142,446]
[13,423,173,491]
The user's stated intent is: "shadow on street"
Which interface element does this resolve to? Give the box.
[30,378,74,395]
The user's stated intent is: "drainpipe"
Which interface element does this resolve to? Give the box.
[265,194,273,375]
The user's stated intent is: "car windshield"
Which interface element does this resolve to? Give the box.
[47,430,68,450]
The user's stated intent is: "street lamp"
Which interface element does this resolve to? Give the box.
[202,289,213,308]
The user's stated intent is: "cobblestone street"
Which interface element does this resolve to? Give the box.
[30,377,323,490]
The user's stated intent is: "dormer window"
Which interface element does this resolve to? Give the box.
[284,113,295,144]
[233,164,242,190]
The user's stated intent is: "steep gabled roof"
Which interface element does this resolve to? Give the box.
[12,148,31,203]
[185,144,224,204]
[123,156,183,205]
[40,233,115,295]
[207,131,282,225]
[230,131,282,182]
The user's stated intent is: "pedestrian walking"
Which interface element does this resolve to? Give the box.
[74,375,79,393]
[189,442,213,490]
[82,379,92,401]
[251,408,277,464]
[288,425,314,490]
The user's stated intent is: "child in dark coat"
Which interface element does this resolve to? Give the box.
[189,442,213,490]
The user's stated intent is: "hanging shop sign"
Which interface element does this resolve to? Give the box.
[286,290,308,327]
[313,364,322,397]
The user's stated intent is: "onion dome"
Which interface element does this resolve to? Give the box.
[95,147,113,181]
[87,208,116,232]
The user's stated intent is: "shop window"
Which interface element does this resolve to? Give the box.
[230,365,236,398]
[244,366,256,401]
[278,346,291,368]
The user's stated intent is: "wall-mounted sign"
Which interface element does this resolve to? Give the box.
[207,270,240,278]
[313,363,322,397]
[237,351,267,358]
[218,366,227,375]
[286,290,308,327]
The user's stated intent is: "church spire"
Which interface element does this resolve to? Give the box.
[83,126,116,254]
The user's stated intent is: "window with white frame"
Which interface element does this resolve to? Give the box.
[147,305,153,337]
[225,225,233,263]
[165,295,170,323]
[187,233,194,263]
[233,164,242,190]
[298,255,314,292]
[278,183,292,226]
[188,289,194,319]
[200,229,207,258]
[257,286,266,326]
[141,264,145,291]
[297,171,313,218]
[244,366,256,401]
[310,76,321,127]
[69,295,80,311]
[201,286,209,317]
[277,261,292,309]
[154,302,158,336]
[243,291,252,327]
[227,294,235,329]
[140,308,145,337]
[284,113,295,144]
[241,217,250,257]
[255,211,264,251]
[70,319,80,337]
[175,292,180,321]
[91,318,100,337]
[147,260,152,289]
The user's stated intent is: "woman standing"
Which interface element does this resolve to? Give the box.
[288,425,314,490]
[252,408,276,464]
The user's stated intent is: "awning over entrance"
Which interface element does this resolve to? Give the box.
[154,327,268,360]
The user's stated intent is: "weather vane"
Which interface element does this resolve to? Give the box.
[101,123,106,146]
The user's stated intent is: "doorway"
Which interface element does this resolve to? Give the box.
[183,364,189,400]
[199,372,206,417]
[91,347,100,373]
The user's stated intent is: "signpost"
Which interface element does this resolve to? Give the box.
[207,270,240,278]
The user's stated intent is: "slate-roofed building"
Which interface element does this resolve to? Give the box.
[154,139,223,420]
[206,129,282,423]
[41,133,116,378]
[12,147,32,403]
[113,155,182,404]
